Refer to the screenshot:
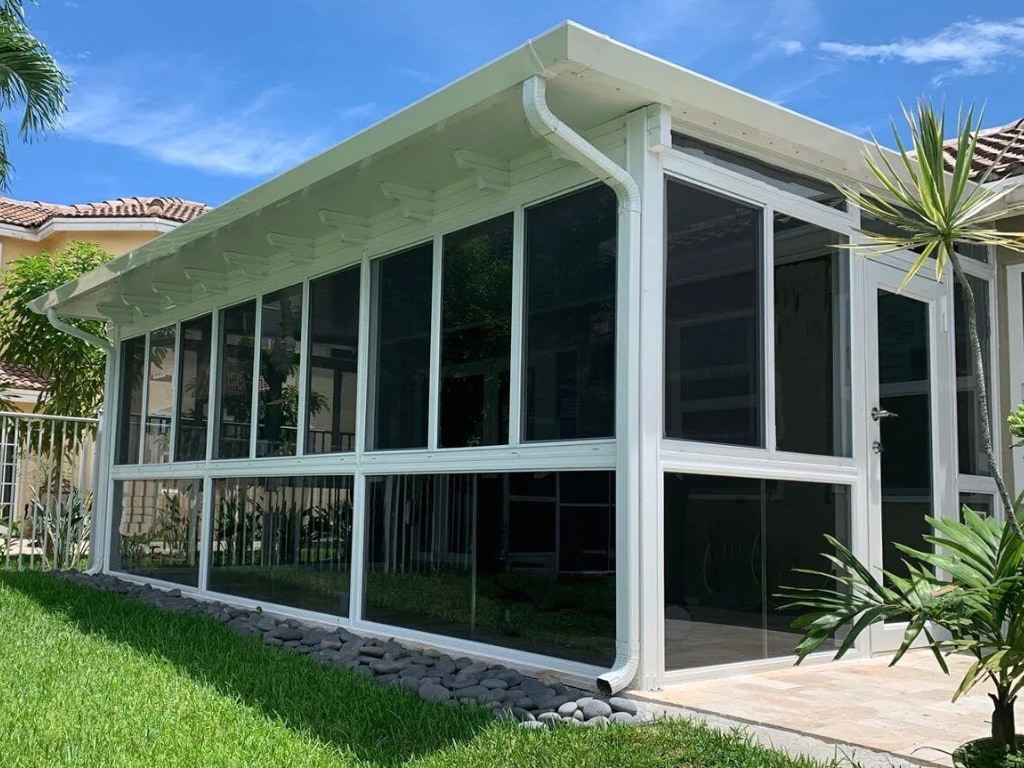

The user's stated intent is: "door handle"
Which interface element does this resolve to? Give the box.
[871,406,898,421]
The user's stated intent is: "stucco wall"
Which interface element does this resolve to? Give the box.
[0,227,165,269]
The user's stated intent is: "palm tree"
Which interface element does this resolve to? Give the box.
[0,1,69,188]
[842,101,1024,531]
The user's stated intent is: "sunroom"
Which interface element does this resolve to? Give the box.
[30,22,1011,692]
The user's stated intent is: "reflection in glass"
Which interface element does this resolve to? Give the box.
[364,471,615,665]
[307,266,359,454]
[208,475,354,616]
[524,185,617,441]
[257,284,303,457]
[175,314,212,462]
[663,473,849,670]
[371,244,433,450]
[143,325,176,463]
[959,491,994,520]
[665,178,763,446]
[774,215,851,456]
[440,214,513,447]
[111,478,203,586]
[215,301,256,459]
[877,291,932,580]
[116,336,145,464]
[954,275,991,476]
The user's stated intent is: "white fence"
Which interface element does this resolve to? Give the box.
[0,411,97,570]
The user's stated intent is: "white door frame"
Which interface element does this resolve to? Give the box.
[1006,264,1024,492]
[862,258,956,653]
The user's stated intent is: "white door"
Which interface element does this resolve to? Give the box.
[863,259,956,652]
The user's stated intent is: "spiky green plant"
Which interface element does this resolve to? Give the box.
[840,101,1024,528]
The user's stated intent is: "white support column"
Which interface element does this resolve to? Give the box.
[296,279,311,457]
[508,206,526,446]
[94,327,121,573]
[427,237,443,449]
[633,103,670,690]
[249,296,263,458]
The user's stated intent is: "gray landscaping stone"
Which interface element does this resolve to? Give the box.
[454,657,473,670]
[535,695,569,711]
[516,697,535,711]
[433,661,456,676]
[401,677,422,694]
[585,716,609,727]
[479,690,506,704]
[263,635,284,647]
[361,645,386,658]
[418,684,451,704]
[354,666,376,679]
[519,720,545,729]
[274,628,303,642]
[256,616,277,631]
[319,637,343,650]
[610,712,635,724]
[609,697,638,715]
[369,660,406,675]
[557,701,578,717]
[480,678,508,690]
[578,697,613,720]
[512,708,535,723]
[449,675,482,690]
[537,712,561,725]
[572,710,585,722]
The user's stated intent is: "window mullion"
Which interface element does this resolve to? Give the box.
[508,206,525,446]
[428,237,443,450]
[138,331,151,464]
[168,321,181,463]
[355,254,372,456]
[206,310,221,463]
[249,295,264,459]
[296,279,311,457]
[763,205,776,453]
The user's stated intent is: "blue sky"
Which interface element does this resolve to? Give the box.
[8,0,1024,206]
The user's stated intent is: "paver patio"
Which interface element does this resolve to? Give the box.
[632,652,993,767]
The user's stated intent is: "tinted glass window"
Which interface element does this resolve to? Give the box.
[257,284,303,457]
[143,325,176,463]
[175,314,212,462]
[665,178,763,446]
[116,336,145,464]
[524,185,617,441]
[307,266,359,454]
[954,275,991,476]
[370,244,433,450]
[215,301,256,459]
[440,214,513,447]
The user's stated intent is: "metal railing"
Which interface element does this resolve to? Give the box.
[0,411,98,571]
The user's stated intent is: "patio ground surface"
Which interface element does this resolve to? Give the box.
[633,651,992,767]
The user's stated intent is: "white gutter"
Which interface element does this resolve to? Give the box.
[45,308,113,353]
[522,74,641,695]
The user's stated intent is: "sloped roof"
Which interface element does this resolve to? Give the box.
[0,361,46,391]
[943,118,1024,182]
[0,196,210,229]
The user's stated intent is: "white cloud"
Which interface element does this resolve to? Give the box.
[778,40,804,56]
[63,85,327,177]
[397,67,437,85]
[820,17,1024,77]
[336,102,377,121]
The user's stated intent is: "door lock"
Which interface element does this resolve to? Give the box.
[872,441,884,454]
[871,406,898,421]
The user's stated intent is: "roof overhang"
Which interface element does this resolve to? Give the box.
[31,21,913,323]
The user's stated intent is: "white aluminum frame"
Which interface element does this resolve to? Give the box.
[1008,263,1024,491]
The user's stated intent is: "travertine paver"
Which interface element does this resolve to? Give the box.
[632,652,992,767]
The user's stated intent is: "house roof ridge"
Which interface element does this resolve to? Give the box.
[0,195,210,228]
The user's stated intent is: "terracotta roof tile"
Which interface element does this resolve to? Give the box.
[0,361,46,391]
[0,196,210,229]
[943,118,1024,182]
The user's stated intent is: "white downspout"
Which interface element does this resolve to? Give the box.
[522,75,642,695]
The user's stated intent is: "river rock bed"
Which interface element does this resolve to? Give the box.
[56,571,648,728]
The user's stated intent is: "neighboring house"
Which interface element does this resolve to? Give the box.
[25,22,1024,693]
[0,197,209,408]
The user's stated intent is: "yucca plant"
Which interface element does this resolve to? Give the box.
[841,100,1024,530]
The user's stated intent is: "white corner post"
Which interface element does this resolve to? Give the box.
[522,75,642,694]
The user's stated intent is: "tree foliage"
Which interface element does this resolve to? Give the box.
[0,0,69,188]
[0,242,112,417]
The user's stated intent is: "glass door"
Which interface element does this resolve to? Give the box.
[864,260,955,652]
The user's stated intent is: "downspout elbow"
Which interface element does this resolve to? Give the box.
[46,308,112,354]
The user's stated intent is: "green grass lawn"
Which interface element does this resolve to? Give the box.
[0,570,850,768]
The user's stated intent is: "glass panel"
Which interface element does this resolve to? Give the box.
[877,291,933,581]
[440,214,513,448]
[208,475,354,616]
[174,314,212,462]
[370,244,433,450]
[142,326,176,463]
[954,275,991,476]
[663,473,849,670]
[364,470,615,665]
[665,178,763,446]
[524,185,617,441]
[959,243,989,263]
[214,301,257,459]
[774,215,851,456]
[671,133,846,210]
[116,336,145,464]
[110,478,203,587]
[307,266,359,454]
[256,284,303,457]
[959,491,994,520]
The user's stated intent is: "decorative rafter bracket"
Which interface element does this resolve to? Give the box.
[646,103,672,153]
[266,232,315,263]
[96,301,141,324]
[453,149,509,194]
[121,291,172,314]
[150,280,193,306]
[318,210,369,245]
[182,266,231,293]
[223,250,269,278]
[380,182,433,222]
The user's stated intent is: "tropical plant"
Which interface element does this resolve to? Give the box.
[0,242,113,418]
[840,101,1024,528]
[0,1,69,188]
[30,486,91,570]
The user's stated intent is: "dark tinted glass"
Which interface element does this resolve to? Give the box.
[774,215,851,456]
[111,478,203,586]
[143,325,176,463]
[215,301,256,459]
[364,471,615,665]
[954,275,991,476]
[524,185,617,441]
[208,475,354,616]
[960,491,994,520]
[257,284,303,457]
[440,215,513,447]
[371,244,433,450]
[665,178,763,446]
[116,336,145,464]
[307,266,359,454]
[175,314,212,462]
[663,473,849,670]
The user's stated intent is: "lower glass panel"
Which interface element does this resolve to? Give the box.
[959,491,994,520]
[663,473,850,670]
[364,471,615,666]
[111,478,203,587]
[208,475,353,616]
